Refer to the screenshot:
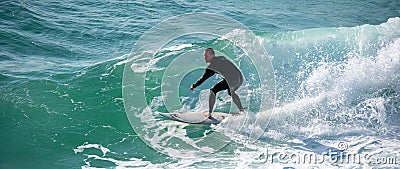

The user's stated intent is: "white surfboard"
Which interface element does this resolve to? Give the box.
[159,112,241,124]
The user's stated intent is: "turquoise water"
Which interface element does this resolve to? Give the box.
[1,0,399,168]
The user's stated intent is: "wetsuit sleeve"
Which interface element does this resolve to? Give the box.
[192,68,215,88]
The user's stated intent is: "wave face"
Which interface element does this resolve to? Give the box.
[0,0,399,168]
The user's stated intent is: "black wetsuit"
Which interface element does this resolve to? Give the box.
[192,56,243,95]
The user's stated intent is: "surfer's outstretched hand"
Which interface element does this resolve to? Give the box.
[203,112,212,119]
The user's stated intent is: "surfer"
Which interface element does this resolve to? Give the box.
[190,48,245,118]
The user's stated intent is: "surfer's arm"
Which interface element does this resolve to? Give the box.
[192,68,215,88]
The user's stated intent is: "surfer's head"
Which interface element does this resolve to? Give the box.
[204,48,215,63]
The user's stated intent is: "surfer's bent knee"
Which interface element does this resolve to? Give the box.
[210,89,216,95]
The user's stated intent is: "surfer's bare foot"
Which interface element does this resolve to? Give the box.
[229,109,246,116]
[238,109,246,115]
[203,112,212,119]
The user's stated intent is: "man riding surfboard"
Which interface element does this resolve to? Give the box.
[190,48,245,118]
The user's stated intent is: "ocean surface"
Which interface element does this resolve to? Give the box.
[1,0,400,168]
